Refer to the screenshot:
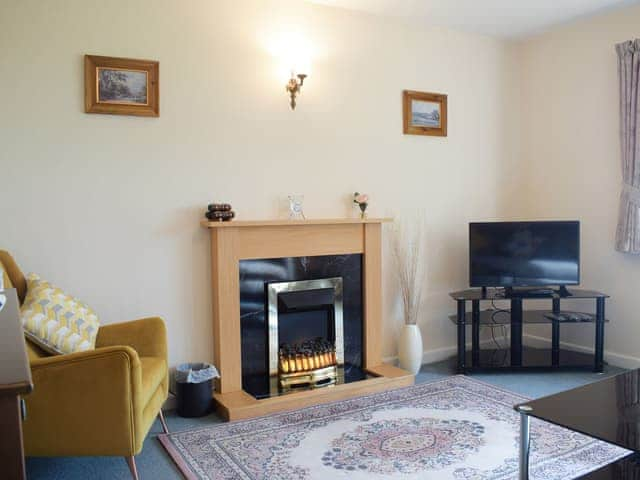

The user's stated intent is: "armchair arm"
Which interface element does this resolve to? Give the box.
[96,316,167,360]
[23,346,144,457]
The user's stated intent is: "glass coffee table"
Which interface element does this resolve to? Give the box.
[515,369,640,479]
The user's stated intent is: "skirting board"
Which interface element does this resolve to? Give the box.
[383,335,640,370]
[523,334,640,370]
[383,338,503,366]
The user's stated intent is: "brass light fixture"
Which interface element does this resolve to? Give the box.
[286,72,307,110]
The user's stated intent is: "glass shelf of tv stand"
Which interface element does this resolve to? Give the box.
[448,310,610,326]
[449,287,609,301]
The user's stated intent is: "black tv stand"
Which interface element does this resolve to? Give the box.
[449,287,609,373]
[503,285,571,298]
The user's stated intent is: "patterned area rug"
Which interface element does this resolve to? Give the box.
[159,376,629,479]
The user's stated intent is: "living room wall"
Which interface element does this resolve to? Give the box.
[513,4,640,367]
[0,0,517,366]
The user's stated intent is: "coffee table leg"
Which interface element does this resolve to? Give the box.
[518,408,532,479]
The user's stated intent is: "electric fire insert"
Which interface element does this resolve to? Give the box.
[267,277,344,393]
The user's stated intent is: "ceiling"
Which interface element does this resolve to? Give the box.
[307,0,639,38]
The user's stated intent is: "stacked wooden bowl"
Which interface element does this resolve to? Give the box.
[205,203,235,222]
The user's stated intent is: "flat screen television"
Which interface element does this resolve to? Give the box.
[469,221,580,289]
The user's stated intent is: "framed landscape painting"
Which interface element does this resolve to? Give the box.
[403,90,447,137]
[84,55,159,117]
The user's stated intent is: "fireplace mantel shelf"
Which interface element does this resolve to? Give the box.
[201,218,392,228]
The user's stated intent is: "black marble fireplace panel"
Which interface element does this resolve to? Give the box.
[239,254,363,398]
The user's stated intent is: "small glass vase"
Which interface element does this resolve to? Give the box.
[358,202,368,220]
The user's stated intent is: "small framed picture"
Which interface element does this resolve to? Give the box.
[403,90,447,137]
[84,55,159,117]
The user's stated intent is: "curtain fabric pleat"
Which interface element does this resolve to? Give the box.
[615,39,640,253]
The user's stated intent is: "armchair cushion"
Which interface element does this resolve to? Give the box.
[21,273,100,355]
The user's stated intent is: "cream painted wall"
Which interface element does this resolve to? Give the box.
[514,4,640,366]
[0,0,517,366]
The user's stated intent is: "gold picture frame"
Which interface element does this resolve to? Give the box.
[403,90,447,137]
[84,55,159,117]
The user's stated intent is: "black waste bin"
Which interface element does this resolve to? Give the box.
[175,363,219,418]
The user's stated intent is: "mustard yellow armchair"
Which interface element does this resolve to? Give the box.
[0,250,169,480]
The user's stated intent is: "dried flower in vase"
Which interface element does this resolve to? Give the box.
[391,217,427,325]
[353,192,369,219]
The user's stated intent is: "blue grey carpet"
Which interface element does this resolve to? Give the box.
[25,356,625,479]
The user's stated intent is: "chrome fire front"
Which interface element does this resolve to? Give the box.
[267,277,344,387]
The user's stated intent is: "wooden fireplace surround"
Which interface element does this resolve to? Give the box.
[202,218,414,420]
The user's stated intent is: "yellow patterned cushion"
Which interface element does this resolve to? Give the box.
[21,273,100,355]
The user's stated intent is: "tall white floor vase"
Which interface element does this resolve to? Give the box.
[398,324,423,375]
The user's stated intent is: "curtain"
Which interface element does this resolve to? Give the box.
[615,39,640,253]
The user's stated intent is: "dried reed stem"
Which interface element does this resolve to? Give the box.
[391,218,426,325]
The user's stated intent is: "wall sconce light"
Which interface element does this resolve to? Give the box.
[286,72,307,110]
